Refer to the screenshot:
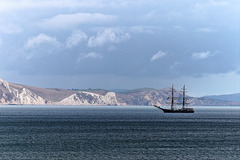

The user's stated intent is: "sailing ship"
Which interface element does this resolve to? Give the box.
[153,84,194,113]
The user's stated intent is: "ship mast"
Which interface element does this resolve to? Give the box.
[168,84,176,110]
[181,85,188,109]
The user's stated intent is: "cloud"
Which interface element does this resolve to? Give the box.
[170,61,181,70]
[40,12,116,30]
[65,30,88,49]
[77,52,102,62]
[23,34,62,59]
[0,0,145,12]
[140,9,183,24]
[173,25,184,30]
[0,0,104,12]
[141,10,157,20]
[196,27,215,33]
[130,26,161,34]
[24,33,60,49]
[209,0,230,6]
[107,45,116,51]
[150,50,166,61]
[0,0,156,13]
[88,28,130,47]
[190,0,239,30]
[193,1,229,11]
[0,38,2,49]
[192,51,216,60]
[0,24,23,34]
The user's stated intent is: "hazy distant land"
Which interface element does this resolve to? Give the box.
[0,78,239,106]
[204,93,240,102]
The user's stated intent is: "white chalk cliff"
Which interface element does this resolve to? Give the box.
[0,78,119,105]
[55,91,119,105]
[0,78,46,104]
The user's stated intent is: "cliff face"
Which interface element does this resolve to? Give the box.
[0,78,46,104]
[0,78,239,106]
[55,91,119,105]
[0,78,119,105]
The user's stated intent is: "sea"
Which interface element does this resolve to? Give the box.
[0,105,239,160]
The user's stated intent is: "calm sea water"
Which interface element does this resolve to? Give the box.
[0,105,239,160]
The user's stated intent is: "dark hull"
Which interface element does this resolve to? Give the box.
[161,108,194,113]
[153,105,194,113]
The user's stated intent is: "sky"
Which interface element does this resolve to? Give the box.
[0,0,239,97]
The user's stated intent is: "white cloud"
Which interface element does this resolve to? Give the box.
[192,0,230,14]
[88,28,130,47]
[65,30,88,49]
[24,33,60,49]
[141,10,183,24]
[196,27,215,33]
[150,50,166,61]
[130,26,161,34]
[170,61,181,70]
[141,10,157,20]
[0,0,104,12]
[0,0,153,12]
[192,51,216,60]
[23,34,61,60]
[40,13,116,30]
[173,25,183,30]
[0,24,23,34]
[0,0,146,12]
[209,0,230,6]
[77,52,102,62]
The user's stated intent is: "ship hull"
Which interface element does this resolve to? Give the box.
[153,105,194,113]
[161,108,194,113]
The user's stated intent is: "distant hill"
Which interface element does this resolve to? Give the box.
[1,77,240,106]
[204,93,240,102]
[113,88,240,106]
[109,89,129,93]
